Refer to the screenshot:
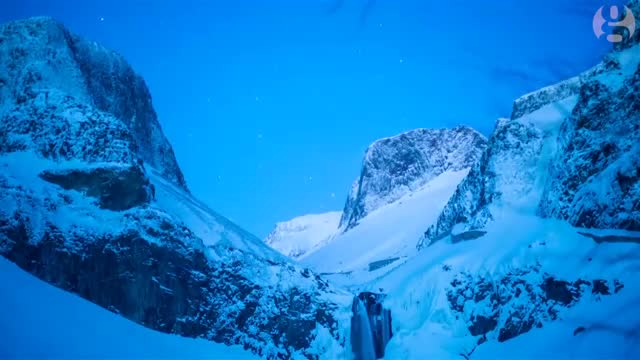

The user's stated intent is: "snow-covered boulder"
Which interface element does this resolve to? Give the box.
[420,5,640,248]
[264,211,341,259]
[340,126,487,231]
[0,17,349,359]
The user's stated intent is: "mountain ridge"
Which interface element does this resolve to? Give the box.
[339,125,487,231]
[0,17,348,359]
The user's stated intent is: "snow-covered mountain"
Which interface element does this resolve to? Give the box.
[270,2,640,358]
[0,17,350,359]
[419,6,640,248]
[288,127,487,287]
[265,127,486,272]
[4,2,640,358]
[0,16,187,191]
[371,2,640,357]
[339,126,487,231]
[264,211,341,259]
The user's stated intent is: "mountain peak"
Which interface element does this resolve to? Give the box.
[0,16,187,190]
[339,126,487,230]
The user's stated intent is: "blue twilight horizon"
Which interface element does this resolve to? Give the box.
[1,0,620,237]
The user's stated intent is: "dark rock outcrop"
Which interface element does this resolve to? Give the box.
[446,267,623,345]
[39,164,152,211]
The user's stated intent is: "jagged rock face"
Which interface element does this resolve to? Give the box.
[0,93,138,163]
[538,61,640,231]
[39,164,153,211]
[420,28,640,248]
[0,17,348,358]
[446,265,624,345]
[0,17,186,190]
[613,0,640,52]
[340,126,487,230]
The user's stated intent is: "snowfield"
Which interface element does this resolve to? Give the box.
[302,169,470,288]
[0,256,258,359]
[264,211,342,259]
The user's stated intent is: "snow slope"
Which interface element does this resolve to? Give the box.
[302,170,469,287]
[369,214,640,359]
[264,211,342,259]
[0,256,257,359]
[150,168,287,263]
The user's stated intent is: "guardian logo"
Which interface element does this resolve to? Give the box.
[593,5,636,42]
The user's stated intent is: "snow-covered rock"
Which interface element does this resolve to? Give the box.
[339,126,487,230]
[0,17,350,359]
[376,215,640,359]
[420,7,640,248]
[0,16,186,190]
[264,211,341,259]
[0,257,259,359]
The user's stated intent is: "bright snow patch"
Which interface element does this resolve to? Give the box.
[148,168,285,263]
[264,211,342,259]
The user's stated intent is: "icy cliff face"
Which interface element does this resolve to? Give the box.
[0,17,349,359]
[264,211,341,259]
[0,16,186,190]
[340,126,487,231]
[419,7,640,248]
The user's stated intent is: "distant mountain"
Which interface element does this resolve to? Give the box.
[264,211,341,259]
[0,17,348,359]
[339,126,487,231]
[293,127,487,286]
[419,3,640,248]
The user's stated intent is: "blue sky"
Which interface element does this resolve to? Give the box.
[3,0,619,237]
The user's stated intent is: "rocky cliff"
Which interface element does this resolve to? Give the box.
[0,17,348,359]
[419,2,640,248]
[340,126,487,231]
[0,16,186,190]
